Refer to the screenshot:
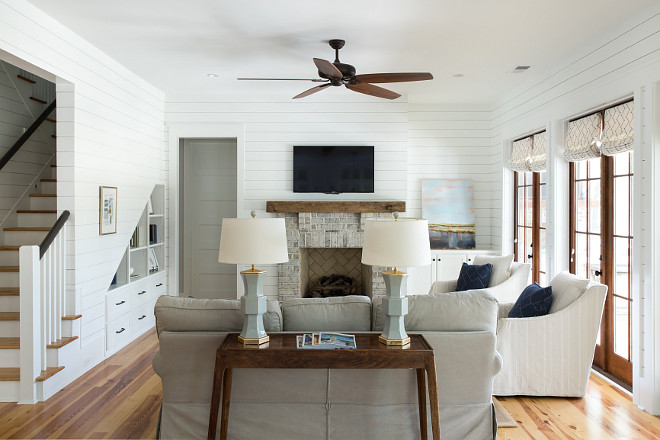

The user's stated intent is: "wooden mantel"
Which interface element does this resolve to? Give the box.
[266,201,406,214]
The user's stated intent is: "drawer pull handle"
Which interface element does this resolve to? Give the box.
[116,300,126,306]
[156,283,163,287]
[138,291,146,295]
[116,328,125,334]
[138,315,146,320]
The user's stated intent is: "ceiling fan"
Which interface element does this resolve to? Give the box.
[238,39,433,100]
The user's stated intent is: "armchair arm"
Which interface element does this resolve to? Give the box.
[428,279,457,294]
[493,284,607,396]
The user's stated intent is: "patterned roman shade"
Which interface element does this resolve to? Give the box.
[564,113,602,162]
[529,132,547,172]
[510,131,547,172]
[600,100,634,156]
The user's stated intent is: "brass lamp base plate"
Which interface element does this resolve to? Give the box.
[379,335,411,346]
[238,335,270,345]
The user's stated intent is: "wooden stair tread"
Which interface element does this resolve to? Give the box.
[29,96,47,104]
[0,246,19,251]
[0,312,19,321]
[0,368,20,381]
[36,366,64,382]
[16,74,36,84]
[0,266,19,272]
[45,118,56,123]
[50,164,57,168]
[3,227,51,231]
[47,336,78,349]
[0,337,19,349]
[40,179,57,182]
[29,194,56,197]
[0,287,19,295]
[62,314,82,321]
[17,210,57,214]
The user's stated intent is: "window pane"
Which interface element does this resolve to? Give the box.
[517,187,524,226]
[540,184,547,228]
[588,157,601,179]
[517,227,525,261]
[576,181,587,232]
[575,233,587,279]
[525,227,532,264]
[525,187,533,227]
[613,297,630,360]
[614,176,630,236]
[576,160,587,180]
[614,151,630,175]
[589,179,601,233]
[589,234,602,282]
[540,171,546,184]
[614,237,630,299]
[539,228,547,275]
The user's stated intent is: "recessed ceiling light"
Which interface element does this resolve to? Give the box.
[513,66,531,73]
[453,73,465,78]
[207,73,219,78]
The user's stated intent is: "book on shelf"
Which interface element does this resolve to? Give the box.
[296,332,356,349]
[130,228,139,248]
[149,224,158,245]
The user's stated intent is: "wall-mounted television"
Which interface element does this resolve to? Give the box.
[293,146,374,194]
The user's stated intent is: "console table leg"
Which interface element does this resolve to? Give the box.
[416,368,428,440]
[425,358,441,439]
[208,357,224,440]
[220,368,233,440]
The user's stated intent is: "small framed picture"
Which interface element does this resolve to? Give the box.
[100,186,117,235]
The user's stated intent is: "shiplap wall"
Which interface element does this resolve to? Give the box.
[489,7,660,413]
[407,104,497,249]
[0,61,55,224]
[1,0,166,376]
[166,95,409,297]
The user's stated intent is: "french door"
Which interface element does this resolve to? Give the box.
[569,152,633,385]
[513,171,547,284]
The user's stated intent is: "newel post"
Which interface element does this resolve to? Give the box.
[19,245,41,404]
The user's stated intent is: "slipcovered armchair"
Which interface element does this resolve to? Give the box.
[493,272,607,397]
[429,260,531,303]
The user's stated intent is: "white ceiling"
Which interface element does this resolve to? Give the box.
[27,0,657,104]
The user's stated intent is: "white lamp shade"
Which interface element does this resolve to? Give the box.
[218,218,289,265]
[361,218,431,268]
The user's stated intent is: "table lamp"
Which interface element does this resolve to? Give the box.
[218,212,288,345]
[361,213,431,346]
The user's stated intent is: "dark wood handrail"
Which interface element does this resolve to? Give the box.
[0,100,56,173]
[40,210,69,259]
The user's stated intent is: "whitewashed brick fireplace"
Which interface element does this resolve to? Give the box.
[269,201,405,301]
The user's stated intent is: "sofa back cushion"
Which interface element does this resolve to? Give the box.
[154,296,282,334]
[281,295,372,331]
[372,290,498,332]
[548,271,590,313]
[473,254,513,287]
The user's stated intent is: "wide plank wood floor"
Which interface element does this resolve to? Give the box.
[0,328,658,439]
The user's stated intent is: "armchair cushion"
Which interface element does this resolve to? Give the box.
[473,254,514,286]
[456,262,492,291]
[508,283,553,318]
[549,271,590,313]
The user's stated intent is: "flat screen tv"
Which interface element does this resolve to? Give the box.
[293,146,374,194]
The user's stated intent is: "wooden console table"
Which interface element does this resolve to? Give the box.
[207,333,440,440]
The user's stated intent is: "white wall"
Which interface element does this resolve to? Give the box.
[0,0,166,375]
[489,6,660,413]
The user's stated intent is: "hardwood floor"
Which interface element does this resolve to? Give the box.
[0,329,658,439]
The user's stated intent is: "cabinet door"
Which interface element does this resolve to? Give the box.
[435,255,466,281]
[406,264,433,295]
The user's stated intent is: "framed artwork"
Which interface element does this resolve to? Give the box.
[422,179,475,249]
[99,186,117,235]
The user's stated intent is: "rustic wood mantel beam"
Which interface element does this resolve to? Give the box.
[265,201,405,214]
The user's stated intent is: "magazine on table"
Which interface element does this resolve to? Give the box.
[296,332,356,349]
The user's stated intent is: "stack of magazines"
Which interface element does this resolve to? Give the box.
[296,332,357,349]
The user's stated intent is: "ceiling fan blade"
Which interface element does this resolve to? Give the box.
[313,58,343,79]
[353,72,433,83]
[238,78,327,82]
[346,83,401,100]
[293,83,331,99]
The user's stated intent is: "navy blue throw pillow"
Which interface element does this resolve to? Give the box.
[455,263,493,291]
[508,283,553,318]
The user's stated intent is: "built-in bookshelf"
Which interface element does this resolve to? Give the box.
[109,184,165,289]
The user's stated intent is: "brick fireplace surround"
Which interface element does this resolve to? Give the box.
[269,201,405,301]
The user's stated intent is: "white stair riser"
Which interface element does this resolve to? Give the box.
[0,272,19,286]
[18,213,57,228]
[41,182,57,194]
[29,197,56,211]
[0,296,19,310]
[3,230,49,246]
[0,252,18,266]
[0,381,19,402]
[0,348,19,367]
[0,320,18,337]
[61,319,81,338]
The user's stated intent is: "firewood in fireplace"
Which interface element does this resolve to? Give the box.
[309,274,359,297]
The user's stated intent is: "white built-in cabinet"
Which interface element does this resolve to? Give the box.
[406,250,497,295]
[105,185,166,355]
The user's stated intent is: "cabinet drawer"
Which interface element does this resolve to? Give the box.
[106,289,131,322]
[151,272,166,298]
[132,279,150,307]
[106,314,131,352]
[131,302,153,336]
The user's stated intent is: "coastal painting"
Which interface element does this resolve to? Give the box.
[422,179,475,249]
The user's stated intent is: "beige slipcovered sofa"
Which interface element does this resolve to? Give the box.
[153,291,502,440]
